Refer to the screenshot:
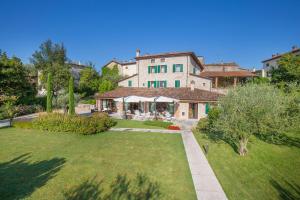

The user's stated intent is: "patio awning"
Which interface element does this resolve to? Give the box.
[114,96,156,103]
[155,96,179,103]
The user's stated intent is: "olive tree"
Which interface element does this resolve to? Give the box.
[215,84,288,156]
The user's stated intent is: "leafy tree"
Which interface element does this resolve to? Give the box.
[0,51,36,104]
[99,65,121,93]
[0,95,18,126]
[247,77,270,84]
[53,91,80,113]
[214,84,288,156]
[99,79,114,94]
[68,76,75,115]
[31,40,70,94]
[271,53,300,84]
[46,72,53,113]
[78,66,100,97]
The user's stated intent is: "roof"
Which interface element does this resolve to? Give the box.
[95,87,222,102]
[103,60,136,67]
[262,48,300,63]
[117,74,138,82]
[204,62,238,67]
[200,70,256,77]
[136,51,204,70]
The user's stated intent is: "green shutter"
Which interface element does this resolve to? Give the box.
[180,64,183,72]
[193,67,196,74]
[148,66,150,74]
[148,81,150,88]
[164,80,167,88]
[175,80,180,88]
[154,81,157,88]
[205,103,210,114]
[128,80,132,87]
[157,65,161,73]
[154,66,157,73]
[173,64,175,72]
[165,65,167,73]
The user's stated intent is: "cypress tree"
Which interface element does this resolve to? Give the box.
[68,76,75,115]
[46,72,53,113]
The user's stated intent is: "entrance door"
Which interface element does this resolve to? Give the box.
[189,103,198,119]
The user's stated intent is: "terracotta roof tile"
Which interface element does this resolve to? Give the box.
[200,71,256,77]
[95,87,222,102]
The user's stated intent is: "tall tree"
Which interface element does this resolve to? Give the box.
[31,40,70,94]
[78,66,100,97]
[0,51,36,104]
[271,53,300,84]
[46,72,53,113]
[68,76,75,115]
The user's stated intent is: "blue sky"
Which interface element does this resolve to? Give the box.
[0,0,299,70]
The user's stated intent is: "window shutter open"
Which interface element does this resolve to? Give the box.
[180,64,183,72]
[148,81,150,88]
[165,65,167,73]
[157,65,161,73]
[154,81,157,88]
[164,80,167,88]
[148,66,150,74]
[173,64,176,72]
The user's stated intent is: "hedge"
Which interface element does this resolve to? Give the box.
[32,112,116,135]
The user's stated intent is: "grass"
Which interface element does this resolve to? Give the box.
[114,119,170,129]
[0,128,196,200]
[194,129,300,200]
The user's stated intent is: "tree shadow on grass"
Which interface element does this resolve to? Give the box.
[270,179,300,200]
[63,173,161,200]
[0,153,66,200]
[256,133,300,148]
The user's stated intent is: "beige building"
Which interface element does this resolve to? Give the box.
[262,46,300,77]
[96,50,222,121]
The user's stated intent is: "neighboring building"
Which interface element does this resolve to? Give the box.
[96,50,224,120]
[103,59,137,77]
[201,62,256,94]
[262,45,300,77]
[37,62,87,96]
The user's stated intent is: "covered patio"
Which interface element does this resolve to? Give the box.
[102,96,178,121]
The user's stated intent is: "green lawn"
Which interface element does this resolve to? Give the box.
[0,128,196,200]
[194,130,300,200]
[114,119,167,129]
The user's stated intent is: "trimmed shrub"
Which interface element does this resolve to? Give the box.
[13,121,33,129]
[143,120,173,129]
[32,112,116,135]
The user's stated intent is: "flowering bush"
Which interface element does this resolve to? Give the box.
[167,125,180,130]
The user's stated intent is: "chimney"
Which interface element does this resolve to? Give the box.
[136,49,140,57]
[190,81,195,91]
[292,45,298,50]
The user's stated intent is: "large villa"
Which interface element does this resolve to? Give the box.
[96,50,256,121]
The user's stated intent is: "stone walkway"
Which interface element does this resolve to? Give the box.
[110,127,227,200]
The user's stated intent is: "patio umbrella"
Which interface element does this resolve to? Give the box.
[155,96,179,102]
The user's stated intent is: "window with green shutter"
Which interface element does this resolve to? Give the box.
[175,80,180,88]
[193,67,196,74]
[157,65,161,73]
[128,80,132,87]
[173,64,183,72]
[148,81,151,88]
[148,66,151,74]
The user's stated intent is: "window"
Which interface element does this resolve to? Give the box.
[157,81,167,88]
[175,80,180,88]
[205,103,210,114]
[151,58,155,63]
[193,67,196,74]
[160,58,165,62]
[203,83,206,87]
[173,64,183,72]
[160,65,167,73]
[128,80,132,87]
[148,66,157,73]
[125,66,128,69]
[266,63,270,67]
[148,81,167,88]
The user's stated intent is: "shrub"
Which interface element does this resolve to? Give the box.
[33,112,116,135]
[80,99,96,105]
[143,120,173,129]
[13,121,33,129]
[196,118,209,131]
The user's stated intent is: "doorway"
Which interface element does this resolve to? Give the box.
[189,103,198,119]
